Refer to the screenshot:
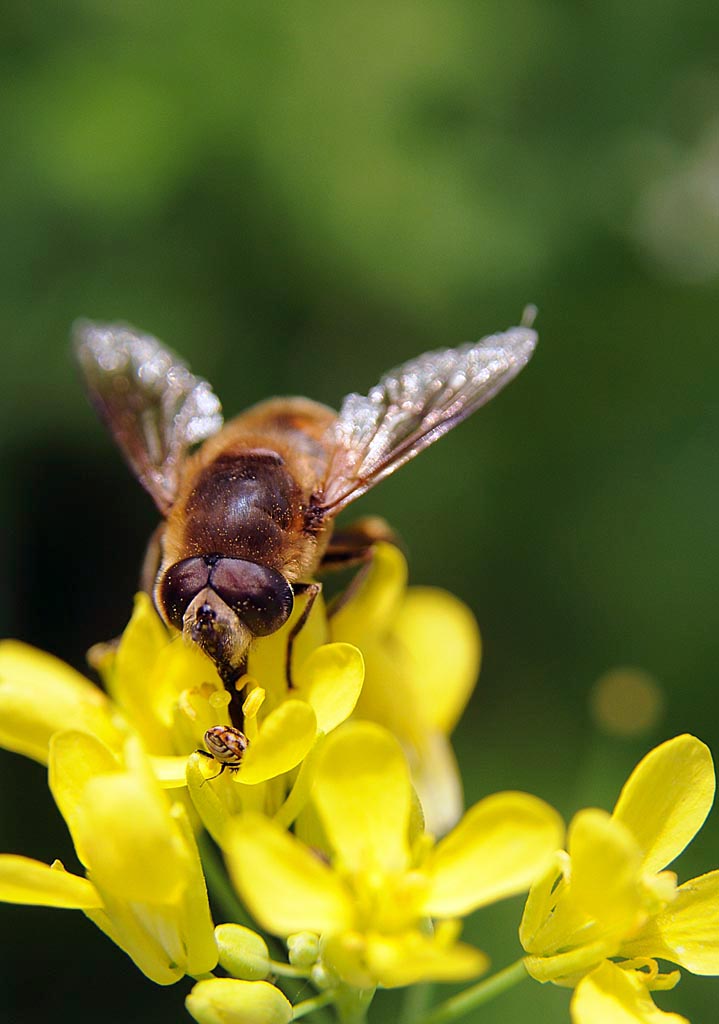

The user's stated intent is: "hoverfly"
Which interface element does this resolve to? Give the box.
[75,317,536,708]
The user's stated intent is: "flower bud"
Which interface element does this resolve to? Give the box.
[186,979,292,1024]
[287,931,319,967]
[215,924,270,980]
[310,961,337,990]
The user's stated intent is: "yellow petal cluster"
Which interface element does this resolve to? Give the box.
[571,961,687,1024]
[10,541,714,1024]
[520,735,719,1024]
[0,585,366,799]
[0,584,367,984]
[224,721,563,989]
[103,591,365,794]
[0,732,216,983]
[0,546,479,998]
[330,543,481,834]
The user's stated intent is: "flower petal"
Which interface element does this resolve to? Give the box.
[524,939,621,985]
[364,931,488,988]
[50,732,191,903]
[88,740,193,904]
[330,542,407,644]
[612,735,715,873]
[351,640,425,748]
[423,792,564,916]
[273,737,326,830]
[48,729,120,867]
[523,811,646,978]
[0,640,123,763]
[519,851,570,952]
[224,813,353,936]
[313,722,412,874]
[621,869,719,974]
[410,731,464,837]
[79,781,217,983]
[84,896,185,985]
[320,930,378,989]
[569,809,645,932]
[172,802,219,976]
[186,979,292,1024]
[109,593,174,749]
[84,779,189,903]
[111,594,225,753]
[175,683,231,752]
[151,755,191,787]
[294,643,364,734]
[571,962,688,1024]
[235,700,317,784]
[391,587,480,734]
[187,752,235,845]
[0,856,102,908]
[248,589,328,706]
[149,637,224,735]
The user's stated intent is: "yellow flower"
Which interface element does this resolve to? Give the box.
[0,547,473,837]
[0,732,216,983]
[0,591,367,981]
[520,734,719,1023]
[329,543,481,834]
[224,721,563,989]
[185,639,364,844]
[0,591,364,804]
[570,961,688,1024]
[105,592,363,791]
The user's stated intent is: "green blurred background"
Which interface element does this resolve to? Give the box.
[2,3,719,1021]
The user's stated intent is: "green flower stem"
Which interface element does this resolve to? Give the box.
[292,989,337,1020]
[269,959,312,979]
[419,959,528,1024]
[333,985,375,1024]
[400,983,433,1024]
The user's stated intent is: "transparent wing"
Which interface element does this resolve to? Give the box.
[317,323,537,514]
[73,321,223,512]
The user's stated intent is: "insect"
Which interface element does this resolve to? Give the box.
[74,315,537,704]
[197,725,248,780]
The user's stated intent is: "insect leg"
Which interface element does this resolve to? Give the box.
[320,518,404,621]
[319,515,401,571]
[194,750,229,785]
[326,532,406,621]
[199,762,229,786]
[285,582,322,688]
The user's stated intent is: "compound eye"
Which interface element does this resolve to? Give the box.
[209,558,294,637]
[157,556,212,628]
